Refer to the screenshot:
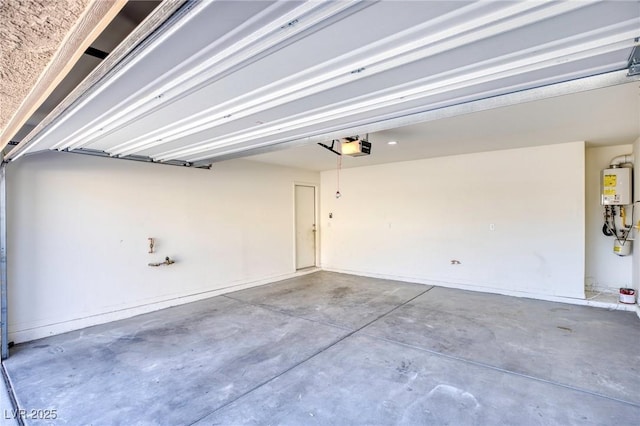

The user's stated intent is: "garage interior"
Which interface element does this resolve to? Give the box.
[1,0,640,424]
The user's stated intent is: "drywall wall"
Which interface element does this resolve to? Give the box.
[7,152,319,342]
[321,141,585,300]
[585,145,633,293]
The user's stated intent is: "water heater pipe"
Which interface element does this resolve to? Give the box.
[610,154,633,167]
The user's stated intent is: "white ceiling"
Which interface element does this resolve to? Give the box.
[9,0,640,166]
[247,81,640,171]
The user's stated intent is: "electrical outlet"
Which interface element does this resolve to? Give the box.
[489,223,495,231]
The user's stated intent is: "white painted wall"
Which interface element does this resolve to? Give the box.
[7,152,319,342]
[320,141,586,300]
[585,145,633,293]
[633,137,640,303]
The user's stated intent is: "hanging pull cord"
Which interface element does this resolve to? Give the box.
[336,154,342,198]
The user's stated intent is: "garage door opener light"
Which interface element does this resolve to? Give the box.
[341,137,371,157]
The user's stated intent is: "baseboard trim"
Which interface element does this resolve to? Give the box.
[9,268,320,343]
[10,265,638,343]
[322,267,637,313]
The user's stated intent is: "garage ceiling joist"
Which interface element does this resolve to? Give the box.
[7,0,640,166]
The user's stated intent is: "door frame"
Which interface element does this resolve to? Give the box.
[293,182,319,270]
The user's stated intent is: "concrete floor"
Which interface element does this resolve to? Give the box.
[3,271,640,425]
[0,373,18,426]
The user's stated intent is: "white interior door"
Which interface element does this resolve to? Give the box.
[295,185,316,269]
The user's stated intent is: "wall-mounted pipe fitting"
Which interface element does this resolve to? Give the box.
[148,256,175,267]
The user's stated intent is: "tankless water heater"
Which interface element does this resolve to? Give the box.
[601,167,632,205]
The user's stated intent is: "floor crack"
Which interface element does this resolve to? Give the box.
[189,286,434,424]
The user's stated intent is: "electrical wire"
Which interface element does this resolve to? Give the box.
[601,202,637,247]
[602,206,614,236]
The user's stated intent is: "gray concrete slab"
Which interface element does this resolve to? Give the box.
[0,370,19,426]
[228,271,428,329]
[3,271,640,425]
[195,334,640,425]
[4,295,349,425]
[363,286,640,405]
